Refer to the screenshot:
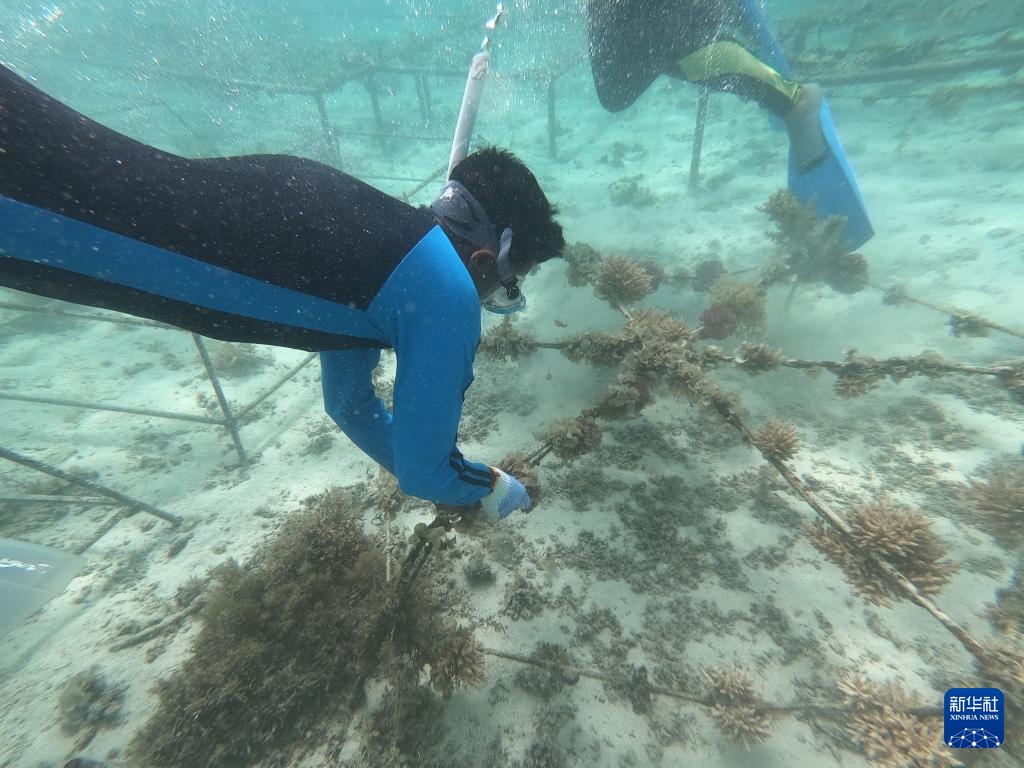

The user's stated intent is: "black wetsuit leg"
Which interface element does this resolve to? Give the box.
[586,0,791,115]
[0,64,434,351]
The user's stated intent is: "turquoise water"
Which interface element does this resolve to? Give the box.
[1,2,1023,767]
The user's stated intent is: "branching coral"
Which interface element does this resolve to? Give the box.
[428,624,485,698]
[623,309,696,346]
[594,372,652,420]
[708,276,766,327]
[833,366,886,398]
[692,259,727,292]
[560,331,633,367]
[760,189,859,289]
[623,339,688,379]
[514,642,579,701]
[883,284,910,305]
[499,450,542,505]
[478,317,538,361]
[808,499,958,605]
[701,666,772,749]
[637,259,668,290]
[58,667,125,750]
[734,342,784,374]
[593,256,656,305]
[949,312,990,338]
[698,305,738,340]
[836,673,957,768]
[131,487,472,768]
[752,419,800,462]
[966,465,1024,548]
[547,416,603,461]
[563,242,603,288]
[503,575,549,620]
[374,468,405,519]
[823,251,869,294]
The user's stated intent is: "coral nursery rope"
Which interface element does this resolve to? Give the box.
[480,647,944,719]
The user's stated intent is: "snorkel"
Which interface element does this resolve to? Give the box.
[436,3,525,314]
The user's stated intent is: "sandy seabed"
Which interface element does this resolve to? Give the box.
[1,22,1023,768]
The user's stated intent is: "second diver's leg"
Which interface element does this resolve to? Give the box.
[673,40,828,172]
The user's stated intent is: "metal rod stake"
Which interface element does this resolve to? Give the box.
[689,88,710,193]
[0,446,181,526]
[191,334,248,465]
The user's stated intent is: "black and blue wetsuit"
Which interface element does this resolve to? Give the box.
[0,64,494,505]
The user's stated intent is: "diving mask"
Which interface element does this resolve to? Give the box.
[431,180,526,314]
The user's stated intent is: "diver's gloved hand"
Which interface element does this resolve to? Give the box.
[479,467,532,521]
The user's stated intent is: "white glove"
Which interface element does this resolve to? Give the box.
[479,467,532,522]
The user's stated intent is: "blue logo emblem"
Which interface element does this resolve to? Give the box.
[945,688,1003,748]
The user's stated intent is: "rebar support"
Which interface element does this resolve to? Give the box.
[689,88,710,193]
[191,334,248,466]
[314,91,341,165]
[363,74,386,145]
[0,446,181,526]
[547,76,558,158]
[0,392,222,425]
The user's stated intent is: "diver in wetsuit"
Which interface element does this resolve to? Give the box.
[587,0,873,248]
[0,63,564,520]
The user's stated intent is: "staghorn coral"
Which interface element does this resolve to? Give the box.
[989,564,1024,637]
[883,284,910,305]
[692,259,727,292]
[734,342,784,374]
[760,189,857,288]
[131,486,469,768]
[701,666,772,749]
[949,312,990,338]
[698,305,738,340]
[977,639,1024,717]
[373,467,405,519]
[463,554,496,586]
[503,575,549,620]
[997,361,1024,403]
[593,256,655,305]
[708,276,766,327]
[58,667,125,750]
[638,259,668,290]
[547,416,603,461]
[667,265,690,288]
[608,176,657,208]
[663,360,709,401]
[478,318,537,361]
[563,241,603,287]
[833,365,885,398]
[623,339,687,379]
[808,499,958,605]
[499,450,542,506]
[752,420,800,462]
[837,673,957,768]
[560,331,633,367]
[966,465,1024,548]
[824,251,869,294]
[594,372,652,420]
[623,309,696,346]
[514,641,579,701]
[428,624,485,698]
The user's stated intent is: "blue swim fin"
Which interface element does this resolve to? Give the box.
[739,0,874,250]
[788,98,874,250]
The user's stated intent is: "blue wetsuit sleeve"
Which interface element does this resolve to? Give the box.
[320,348,396,473]
[370,226,494,505]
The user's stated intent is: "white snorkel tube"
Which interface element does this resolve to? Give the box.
[437,3,525,314]
[446,3,505,180]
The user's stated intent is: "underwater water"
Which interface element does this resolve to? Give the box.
[1,0,1023,766]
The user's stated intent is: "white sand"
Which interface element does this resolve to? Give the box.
[1,9,1023,767]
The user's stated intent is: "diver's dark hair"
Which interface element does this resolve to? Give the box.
[448,146,565,267]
